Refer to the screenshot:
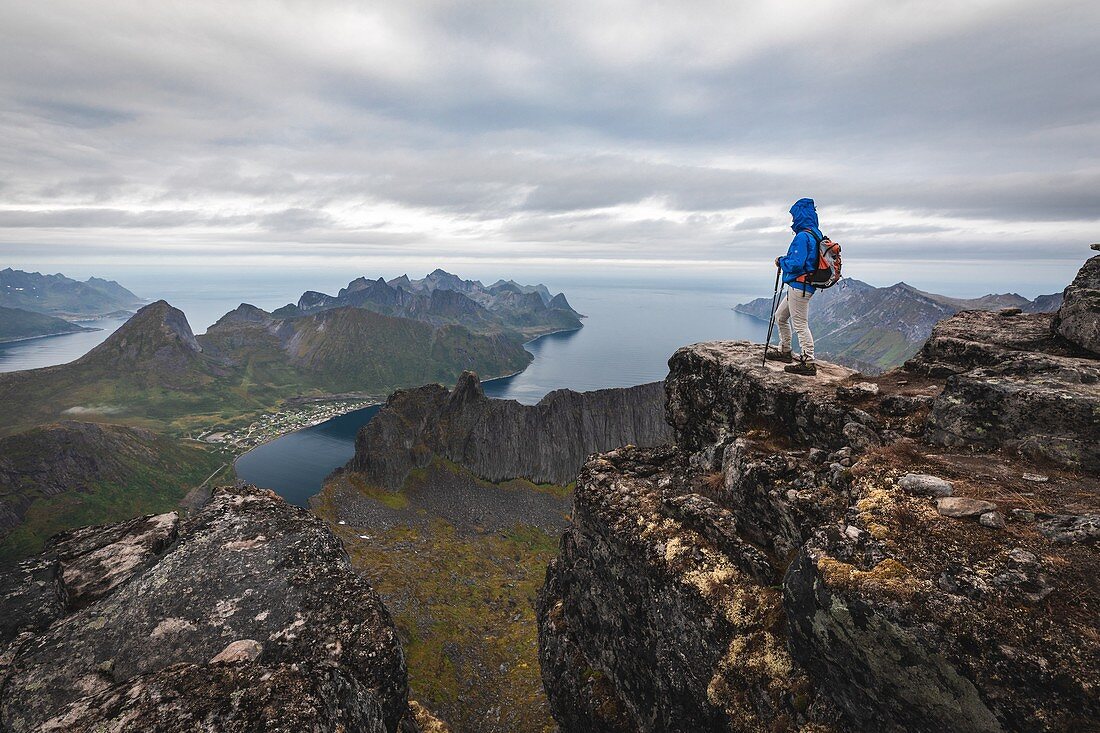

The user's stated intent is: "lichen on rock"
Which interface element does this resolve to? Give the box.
[0,484,424,732]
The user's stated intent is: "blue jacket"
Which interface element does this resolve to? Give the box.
[778,197,822,294]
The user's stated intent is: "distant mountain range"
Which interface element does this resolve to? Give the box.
[734,278,1063,372]
[0,268,143,319]
[0,268,144,342]
[0,299,533,437]
[276,269,583,338]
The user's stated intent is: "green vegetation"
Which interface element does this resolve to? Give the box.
[0,423,227,563]
[314,462,568,733]
[327,518,559,733]
[0,306,91,342]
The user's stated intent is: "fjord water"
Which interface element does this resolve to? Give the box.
[235,282,768,505]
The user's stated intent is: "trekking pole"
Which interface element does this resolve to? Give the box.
[762,265,782,366]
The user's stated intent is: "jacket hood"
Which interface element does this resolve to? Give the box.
[790,198,818,233]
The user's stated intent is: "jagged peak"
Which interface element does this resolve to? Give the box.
[448,370,485,406]
[85,299,202,358]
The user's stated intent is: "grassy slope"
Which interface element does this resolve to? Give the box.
[315,459,568,733]
[0,426,228,563]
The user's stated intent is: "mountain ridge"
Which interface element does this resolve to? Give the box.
[279,270,583,339]
[0,298,532,437]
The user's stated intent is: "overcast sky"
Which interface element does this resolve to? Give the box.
[1,0,1097,287]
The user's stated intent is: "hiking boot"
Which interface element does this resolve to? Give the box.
[784,357,817,376]
[765,348,793,363]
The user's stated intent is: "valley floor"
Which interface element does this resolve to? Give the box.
[314,459,571,733]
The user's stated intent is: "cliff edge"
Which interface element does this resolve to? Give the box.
[537,255,1100,732]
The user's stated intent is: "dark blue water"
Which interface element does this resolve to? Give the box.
[235,283,768,505]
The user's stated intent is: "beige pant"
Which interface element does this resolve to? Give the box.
[775,288,814,360]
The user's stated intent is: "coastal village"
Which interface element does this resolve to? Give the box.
[191,398,379,453]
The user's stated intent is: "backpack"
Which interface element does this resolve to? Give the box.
[795,229,842,289]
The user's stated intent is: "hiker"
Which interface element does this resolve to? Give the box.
[766,197,822,376]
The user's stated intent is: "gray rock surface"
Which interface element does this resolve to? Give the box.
[907,307,1100,472]
[349,371,673,488]
[937,497,998,518]
[1036,513,1100,544]
[1054,254,1100,354]
[0,485,414,732]
[898,473,954,497]
[979,511,1006,529]
[664,340,857,468]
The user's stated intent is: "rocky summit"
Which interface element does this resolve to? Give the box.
[0,484,430,732]
[537,254,1100,732]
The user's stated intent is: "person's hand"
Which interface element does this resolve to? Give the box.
[774,257,780,267]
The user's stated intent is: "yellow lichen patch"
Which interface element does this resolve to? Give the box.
[854,486,896,523]
[664,536,686,562]
[683,564,737,598]
[817,556,921,600]
[867,522,890,540]
[706,631,800,730]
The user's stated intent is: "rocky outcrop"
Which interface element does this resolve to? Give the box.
[1054,254,1100,354]
[538,257,1100,733]
[348,371,674,488]
[0,485,418,732]
[907,306,1099,471]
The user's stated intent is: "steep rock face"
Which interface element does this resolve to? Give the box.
[665,340,857,467]
[348,371,674,488]
[0,485,416,732]
[539,295,1099,733]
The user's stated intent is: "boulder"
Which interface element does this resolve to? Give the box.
[937,497,998,518]
[979,511,1006,529]
[1054,254,1100,354]
[898,473,954,497]
[0,485,413,732]
[665,341,857,467]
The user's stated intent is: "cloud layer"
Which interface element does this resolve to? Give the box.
[1,0,1097,278]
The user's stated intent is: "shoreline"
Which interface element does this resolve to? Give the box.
[232,323,584,462]
[0,327,103,345]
